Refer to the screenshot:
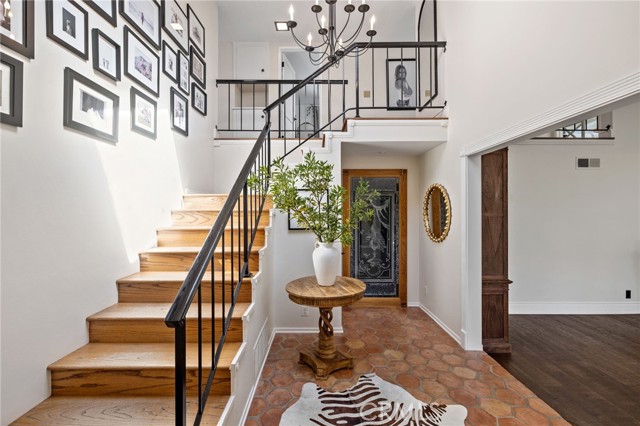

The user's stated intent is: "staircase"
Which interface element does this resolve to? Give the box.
[11,194,270,426]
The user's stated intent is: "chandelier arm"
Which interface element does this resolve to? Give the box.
[334,11,352,43]
[342,35,374,58]
[291,27,328,51]
[341,13,366,46]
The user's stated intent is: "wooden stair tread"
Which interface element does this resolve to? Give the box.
[117,271,252,283]
[157,225,266,231]
[88,303,249,320]
[141,246,261,254]
[10,395,228,425]
[49,342,241,370]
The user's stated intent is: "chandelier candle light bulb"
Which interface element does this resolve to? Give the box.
[370,15,375,31]
[289,4,294,21]
[308,33,313,45]
[321,15,326,29]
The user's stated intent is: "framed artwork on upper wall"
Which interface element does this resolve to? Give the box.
[45,0,89,60]
[124,25,159,97]
[162,41,178,83]
[177,49,189,95]
[170,87,188,136]
[187,4,204,57]
[84,0,117,26]
[119,0,161,50]
[162,0,188,53]
[63,67,119,143]
[92,29,121,81]
[190,46,205,89]
[386,58,417,110]
[0,0,35,59]
[0,53,24,127]
[191,82,206,116]
[130,86,157,139]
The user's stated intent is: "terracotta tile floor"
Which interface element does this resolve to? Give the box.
[246,307,571,426]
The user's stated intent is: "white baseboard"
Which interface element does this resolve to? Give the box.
[415,304,463,347]
[273,326,344,334]
[510,302,640,315]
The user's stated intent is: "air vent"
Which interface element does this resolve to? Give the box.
[576,157,601,169]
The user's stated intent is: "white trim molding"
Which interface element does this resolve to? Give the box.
[461,72,640,157]
[510,302,640,315]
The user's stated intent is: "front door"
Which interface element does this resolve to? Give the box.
[342,169,407,306]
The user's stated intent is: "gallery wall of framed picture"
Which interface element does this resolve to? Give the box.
[0,0,211,143]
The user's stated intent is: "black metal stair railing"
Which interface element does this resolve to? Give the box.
[165,39,446,426]
[216,41,446,160]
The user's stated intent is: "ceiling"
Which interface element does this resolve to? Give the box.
[216,0,420,43]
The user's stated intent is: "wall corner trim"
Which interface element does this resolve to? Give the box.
[460,72,640,157]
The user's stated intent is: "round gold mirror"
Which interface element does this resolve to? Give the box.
[423,183,451,243]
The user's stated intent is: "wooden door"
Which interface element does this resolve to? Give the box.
[342,169,407,306]
[481,148,513,353]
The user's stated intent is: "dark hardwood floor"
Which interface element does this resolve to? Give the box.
[491,315,640,426]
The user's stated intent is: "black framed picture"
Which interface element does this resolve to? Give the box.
[0,54,24,127]
[92,29,120,81]
[162,40,178,82]
[190,46,205,88]
[46,0,89,60]
[124,26,159,97]
[191,82,206,116]
[386,58,417,110]
[63,67,119,143]
[162,0,188,53]
[178,49,189,95]
[84,0,117,26]
[119,0,161,50]
[170,87,187,136]
[187,4,204,57]
[0,0,35,58]
[130,86,157,139]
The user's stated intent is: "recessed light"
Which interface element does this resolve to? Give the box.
[274,21,289,32]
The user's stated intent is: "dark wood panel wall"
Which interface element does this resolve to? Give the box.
[481,148,512,353]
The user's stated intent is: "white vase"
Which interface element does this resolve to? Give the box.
[312,241,340,286]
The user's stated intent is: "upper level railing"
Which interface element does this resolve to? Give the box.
[216,40,446,159]
[165,39,446,426]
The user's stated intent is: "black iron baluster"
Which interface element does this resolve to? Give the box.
[227,84,231,131]
[243,183,250,277]
[372,47,375,107]
[253,83,256,130]
[355,47,360,117]
[197,268,203,413]
[175,325,187,426]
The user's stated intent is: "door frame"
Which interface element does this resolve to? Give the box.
[342,169,408,306]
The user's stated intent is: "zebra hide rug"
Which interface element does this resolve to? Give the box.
[280,373,467,426]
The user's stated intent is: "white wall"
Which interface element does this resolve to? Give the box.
[420,1,639,347]
[341,153,421,304]
[0,1,218,423]
[508,101,640,312]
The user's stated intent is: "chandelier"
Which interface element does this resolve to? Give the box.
[276,0,377,66]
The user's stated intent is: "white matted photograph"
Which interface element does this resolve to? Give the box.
[187,4,204,57]
[92,28,120,81]
[162,41,178,82]
[191,82,206,116]
[170,87,188,136]
[190,46,205,88]
[130,86,157,139]
[46,0,88,60]
[386,58,417,110]
[178,49,189,95]
[124,25,159,96]
[63,67,119,143]
[120,0,161,49]
[162,0,188,53]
